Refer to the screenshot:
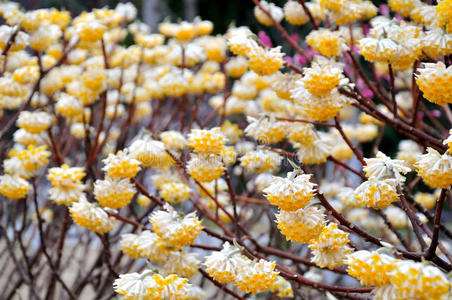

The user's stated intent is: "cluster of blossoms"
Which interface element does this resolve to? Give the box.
[204,241,288,295]
[1,0,452,299]
[347,249,451,299]
[353,151,411,210]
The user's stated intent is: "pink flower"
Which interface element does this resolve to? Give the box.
[357,78,366,89]
[431,110,441,117]
[394,13,402,21]
[343,66,352,76]
[258,31,272,47]
[294,53,306,65]
[290,34,299,43]
[363,24,370,36]
[356,79,374,98]
[284,56,293,64]
[362,88,373,99]
[304,47,318,58]
[379,4,389,16]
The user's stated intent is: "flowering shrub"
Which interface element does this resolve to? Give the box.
[0,0,452,299]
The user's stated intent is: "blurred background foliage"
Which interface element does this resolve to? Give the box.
[11,0,416,158]
[14,0,386,35]
[8,0,446,192]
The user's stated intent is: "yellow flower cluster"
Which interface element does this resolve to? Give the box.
[284,1,309,25]
[240,148,282,173]
[302,59,344,96]
[0,174,30,199]
[414,192,437,210]
[416,62,452,105]
[204,242,279,294]
[244,115,286,144]
[437,0,452,33]
[15,145,51,177]
[415,147,452,188]
[150,204,202,250]
[276,206,326,243]
[160,130,186,150]
[354,179,399,209]
[187,153,224,182]
[227,27,284,76]
[70,200,116,233]
[94,177,136,209]
[187,127,225,155]
[160,182,191,204]
[114,271,191,300]
[164,251,200,278]
[47,164,86,205]
[389,260,451,299]
[271,72,300,101]
[16,111,52,134]
[234,260,279,294]
[389,0,420,17]
[254,0,283,26]
[264,172,316,211]
[308,223,352,269]
[359,22,422,70]
[248,46,284,76]
[286,123,315,146]
[129,136,174,168]
[359,38,398,63]
[270,276,294,298]
[102,150,141,178]
[346,250,397,287]
[120,231,173,262]
[306,29,348,57]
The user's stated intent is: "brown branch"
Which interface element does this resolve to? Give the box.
[378,210,412,251]
[132,178,164,206]
[251,0,310,62]
[406,194,452,240]
[396,188,428,251]
[199,269,245,300]
[31,179,76,299]
[277,117,336,127]
[427,189,448,258]
[334,115,366,165]
[327,156,366,180]
[411,60,421,127]
[388,63,397,118]
[296,0,319,30]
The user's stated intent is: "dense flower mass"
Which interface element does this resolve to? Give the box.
[70,200,116,233]
[102,150,141,178]
[308,223,352,269]
[346,250,397,287]
[354,178,399,209]
[234,259,279,294]
[263,171,316,211]
[416,62,452,106]
[149,204,202,249]
[0,174,30,199]
[204,242,249,283]
[389,260,451,299]
[415,147,452,188]
[47,164,86,205]
[187,127,226,155]
[1,0,452,298]
[94,177,136,209]
[276,206,326,243]
[364,151,411,182]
